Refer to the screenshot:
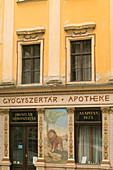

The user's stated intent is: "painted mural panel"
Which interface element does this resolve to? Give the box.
[44,108,68,164]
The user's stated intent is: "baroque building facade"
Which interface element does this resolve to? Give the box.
[0,0,113,170]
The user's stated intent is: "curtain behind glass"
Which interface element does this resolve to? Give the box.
[78,126,102,164]
[93,127,102,164]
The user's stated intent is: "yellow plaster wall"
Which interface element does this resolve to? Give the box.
[60,0,110,82]
[0,0,5,82]
[4,0,111,84]
[13,0,49,81]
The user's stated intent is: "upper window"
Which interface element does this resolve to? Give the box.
[22,44,40,84]
[71,40,91,82]
[66,34,95,84]
[17,39,44,86]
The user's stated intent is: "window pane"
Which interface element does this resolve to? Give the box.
[71,55,81,81]
[33,72,40,83]
[27,127,38,165]
[93,127,102,164]
[23,46,31,58]
[83,68,91,81]
[71,69,81,81]
[71,41,80,53]
[23,72,31,84]
[83,55,91,81]
[83,55,91,68]
[23,59,31,71]
[12,127,23,164]
[82,40,91,53]
[33,59,40,71]
[33,45,40,56]
[77,126,102,164]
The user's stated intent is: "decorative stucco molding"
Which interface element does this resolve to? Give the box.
[67,108,75,165]
[16,27,45,39]
[36,109,45,164]
[64,22,96,35]
[101,107,111,166]
[1,109,11,166]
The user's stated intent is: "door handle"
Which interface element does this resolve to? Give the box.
[25,154,28,158]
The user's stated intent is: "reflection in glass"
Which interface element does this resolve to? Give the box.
[27,127,38,165]
[23,72,31,84]
[12,127,23,164]
[23,59,31,71]
[33,72,40,83]
[23,46,31,58]
[83,40,91,53]
[33,45,40,56]
[71,41,80,53]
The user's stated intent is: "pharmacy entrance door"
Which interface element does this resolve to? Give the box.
[10,125,38,170]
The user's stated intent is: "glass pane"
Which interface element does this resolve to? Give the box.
[82,40,91,53]
[93,127,102,164]
[33,59,40,71]
[33,45,40,56]
[77,126,102,164]
[71,55,81,81]
[23,59,31,71]
[83,55,91,68]
[71,41,80,53]
[23,72,31,84]
[27,127,38,165]
[83,55,91,81]
[83,68,91,81]
[75,56,81,68]
[33,72,40,83]
[23,46,31,58]
[12,127,23,164]
[71,69,81,81]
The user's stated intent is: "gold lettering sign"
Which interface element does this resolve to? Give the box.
[76,110,101,121]
[11,112,37,122]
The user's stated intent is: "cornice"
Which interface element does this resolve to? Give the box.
[16,27,45,39]
[64,22,96,31]
[0,84,113,96]
[64,22,96,35]
[17,0,47,3]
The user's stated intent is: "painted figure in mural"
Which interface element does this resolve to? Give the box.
[48,129,63,152]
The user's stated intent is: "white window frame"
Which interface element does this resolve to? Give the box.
[17,39,44,86]
[66,34,95,84]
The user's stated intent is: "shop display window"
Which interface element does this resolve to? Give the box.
[75,108,102,164]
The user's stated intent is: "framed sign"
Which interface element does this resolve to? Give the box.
[75,108,101,121]
[10,109,37,123]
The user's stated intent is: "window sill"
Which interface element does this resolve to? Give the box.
[66,81,96,85]
[76,164,104,169]
[17,83,43,87]
[17,0,47,4]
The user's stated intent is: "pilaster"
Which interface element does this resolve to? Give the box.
[0,109,11,169]
[35,108,45,170]
[66,108,75,168]
[101,107,111,167]
[48,0,60,82]
[2,0,14,83]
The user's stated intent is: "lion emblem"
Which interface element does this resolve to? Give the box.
[48,129,63,152]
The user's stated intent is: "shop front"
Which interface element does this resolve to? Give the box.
[0,87,112,170]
